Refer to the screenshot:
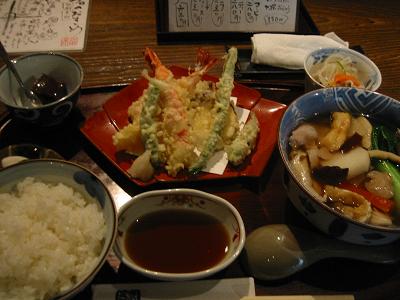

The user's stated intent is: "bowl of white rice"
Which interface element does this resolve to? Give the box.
[0,159,117,300]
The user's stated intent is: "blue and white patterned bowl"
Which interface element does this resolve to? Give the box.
[278,87,400,245]
[0,52,83,126]
[0,159,117,299]
[304,47,381,92]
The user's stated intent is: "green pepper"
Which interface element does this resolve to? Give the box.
[189,47,238,174]
[140,83,162,167]
[371,125,400,208]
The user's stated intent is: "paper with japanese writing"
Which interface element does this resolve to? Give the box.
[168,0,298,33]
[0,0,90,53]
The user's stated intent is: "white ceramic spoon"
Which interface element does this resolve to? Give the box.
[241,224,400,280]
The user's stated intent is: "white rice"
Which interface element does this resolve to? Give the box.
[0,177,106,300]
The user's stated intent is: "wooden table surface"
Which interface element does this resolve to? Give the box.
[1,1,400,299]
[69,0,400,100]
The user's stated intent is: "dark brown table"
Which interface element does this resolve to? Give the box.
[1,1,399,299]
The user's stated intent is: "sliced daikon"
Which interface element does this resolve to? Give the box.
[321,147,370,179]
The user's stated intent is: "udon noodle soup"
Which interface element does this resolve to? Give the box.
[288,111,400,227]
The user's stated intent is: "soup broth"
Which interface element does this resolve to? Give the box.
[124,209,230,273]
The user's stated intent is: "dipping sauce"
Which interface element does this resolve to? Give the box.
[124,209,230,273]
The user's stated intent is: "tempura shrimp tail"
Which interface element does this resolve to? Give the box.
[189,47,238,174]
[195,48,218,75]
[144,47,173,80]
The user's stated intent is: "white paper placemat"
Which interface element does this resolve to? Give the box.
[92,277,255,300]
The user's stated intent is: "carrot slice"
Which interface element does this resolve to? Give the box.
[339,182,395,214]
[333,73,362,87]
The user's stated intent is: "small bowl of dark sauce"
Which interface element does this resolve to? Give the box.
[114,189,246,281]
[0,52,83,126]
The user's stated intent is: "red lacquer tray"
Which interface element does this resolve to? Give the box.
[80,66,286,187]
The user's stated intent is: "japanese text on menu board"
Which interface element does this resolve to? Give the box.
[0,0,89,53]
[168,0,298,33]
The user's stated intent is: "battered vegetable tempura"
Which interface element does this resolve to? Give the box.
[113,47,260,180]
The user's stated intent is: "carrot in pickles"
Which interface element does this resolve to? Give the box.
[332,73,362,87]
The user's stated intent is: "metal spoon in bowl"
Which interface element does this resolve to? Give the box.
[0,41,42,107]
[241,224,400,280]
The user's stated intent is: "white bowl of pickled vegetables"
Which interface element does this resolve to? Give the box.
[278,87,400,245]
[304,47,381,92]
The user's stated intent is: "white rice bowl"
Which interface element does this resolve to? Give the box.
[0,177,106,300]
